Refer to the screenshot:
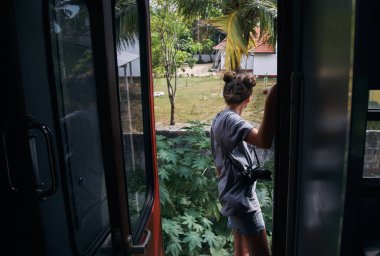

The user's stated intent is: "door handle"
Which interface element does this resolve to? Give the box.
[1,126,18,192]
[127,228,151,254]
[28,120,58,199]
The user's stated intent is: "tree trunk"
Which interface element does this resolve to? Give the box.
[169,96,175,125]
[165,69,176,125]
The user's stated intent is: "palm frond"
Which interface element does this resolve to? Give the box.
[204,0,277,71]
[206,12,247,71]
[114,0,138,51]
[241,0,277,46]
[174,0,223,19]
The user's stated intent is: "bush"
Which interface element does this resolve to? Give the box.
[156,122,273,255]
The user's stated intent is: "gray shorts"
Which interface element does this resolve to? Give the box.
[227,210,266,235]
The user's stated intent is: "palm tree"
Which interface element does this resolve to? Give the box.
[175,0,277,71]
[114,0,139,51]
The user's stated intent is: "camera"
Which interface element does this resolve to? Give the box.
[243,164,272,182]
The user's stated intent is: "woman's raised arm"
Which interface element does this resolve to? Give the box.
[245,83,278,149]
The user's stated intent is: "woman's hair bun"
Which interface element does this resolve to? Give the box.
[222,72,255,104]
[243,74,257,88]
[223,71,236,83]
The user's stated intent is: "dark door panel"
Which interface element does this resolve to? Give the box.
[1,0,163,255]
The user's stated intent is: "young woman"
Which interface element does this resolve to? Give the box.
[210,71,278,256]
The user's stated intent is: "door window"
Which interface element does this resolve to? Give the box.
[49,0,153,250]
[114,0,151,237]
[49,1,110,253]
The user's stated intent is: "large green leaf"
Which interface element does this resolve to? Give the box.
[159,185,172,205]
[256,184,272,208]
[202,230,219,248]
[158,167,170,181]
[200,217,213,229]
[177,166,194,179]
[183,231,203,251]
[162,218,184,238]
[181,213,198,229]
[158,150,178,164]
[210,247,230,256]
[165,238,182,256]
[195,139,211,149]
[181,155,197,166]
[192,157,211,170]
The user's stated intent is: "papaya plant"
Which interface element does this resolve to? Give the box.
[156,121,273,255]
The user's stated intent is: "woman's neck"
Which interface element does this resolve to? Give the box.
[226,103,245,116]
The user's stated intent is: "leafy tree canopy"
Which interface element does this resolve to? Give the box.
[175,0,277,71]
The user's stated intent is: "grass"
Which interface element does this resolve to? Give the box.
[117,74,276,132]
[153,75,277,127]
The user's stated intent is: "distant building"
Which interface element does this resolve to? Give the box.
[213,30,277,77]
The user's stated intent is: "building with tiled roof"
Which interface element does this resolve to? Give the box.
[212,30,277,77]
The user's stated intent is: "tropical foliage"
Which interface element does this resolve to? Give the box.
[207,0,277,72]
[157,122,274,255]
[115,0,138,50]
[116,0,277,70]
[150,0,195,125]
[176,0,277,71]
[174,0,223,20]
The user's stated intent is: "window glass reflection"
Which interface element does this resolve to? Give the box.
[115,0,148,235]
[368,90,380,110]
[49,0,109,253]
[363,121,380,178]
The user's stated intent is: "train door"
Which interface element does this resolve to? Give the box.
[275,0,358,255]
[0,0,163,255]
[341,0,380,255]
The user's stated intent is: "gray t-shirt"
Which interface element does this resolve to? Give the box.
[211,109,261,216]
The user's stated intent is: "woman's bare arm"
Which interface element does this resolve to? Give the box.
[245,83,278,149]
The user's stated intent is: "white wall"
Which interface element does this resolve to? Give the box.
[219,50,253,71]
[253,53,277,76]
[240,55,254,71]
[218,49,277,76]
[220,50,226,71]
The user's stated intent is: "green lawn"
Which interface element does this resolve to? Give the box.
[153,75,277,127]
